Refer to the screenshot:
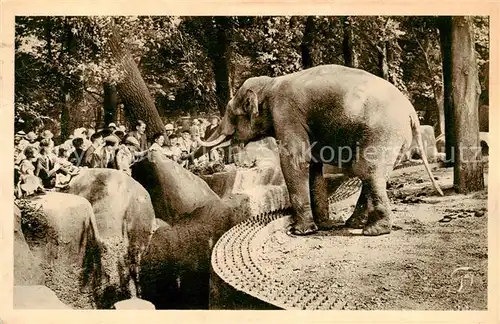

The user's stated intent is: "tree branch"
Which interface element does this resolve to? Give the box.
[84,88,104,98]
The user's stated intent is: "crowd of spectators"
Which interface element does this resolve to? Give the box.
[14,115,225,198]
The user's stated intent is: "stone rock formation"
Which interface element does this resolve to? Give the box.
[66,168,156,308]
[14,204,45,286]
[19,192,101,308]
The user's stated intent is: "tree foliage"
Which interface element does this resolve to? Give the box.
[15,15,489,139]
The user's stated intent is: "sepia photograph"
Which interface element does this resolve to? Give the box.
[3,7,496,321]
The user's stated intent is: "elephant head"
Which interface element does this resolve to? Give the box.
[197,76,275,150]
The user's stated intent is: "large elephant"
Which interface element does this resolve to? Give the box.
[197,64,443,236]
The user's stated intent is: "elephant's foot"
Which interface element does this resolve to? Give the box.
[344,213,367,229]
[289,221,318,236]
[316,218,337,231]
[362,218,391,236]
[362,208,392,236]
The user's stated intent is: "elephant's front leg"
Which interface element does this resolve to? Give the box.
[309,162,337,230]
[279,139,317,235]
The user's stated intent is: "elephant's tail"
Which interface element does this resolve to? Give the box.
[410,113,444,196]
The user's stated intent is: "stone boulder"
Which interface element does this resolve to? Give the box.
[132,152,222,223]
[14,204,45,286]
[134,152,242,309]
[66,168,156,309]
[20,192,101,308]
[14,285,72,309]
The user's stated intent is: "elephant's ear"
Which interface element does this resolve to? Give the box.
[244,89,259,116]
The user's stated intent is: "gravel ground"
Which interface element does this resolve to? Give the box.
[258,165,488,310]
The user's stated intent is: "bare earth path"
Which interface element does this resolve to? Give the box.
[257,165,488,310]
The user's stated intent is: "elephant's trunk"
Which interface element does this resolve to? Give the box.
[198,133,228,148]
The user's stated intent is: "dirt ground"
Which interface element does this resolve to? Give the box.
[258,163,489,310]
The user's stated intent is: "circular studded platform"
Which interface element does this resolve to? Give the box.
[211,177,364,310]
[211,162,441,309]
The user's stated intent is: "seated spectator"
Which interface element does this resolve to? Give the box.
[56,146,80,175]
[69,137,85,167]
[113,129,126,142]
[83,131,104,168]
[116,136,141,176]
[165,123,175,137]
[163,134,182,162]
[74,128,92,151]
[149,132,165,153]
[204,116,220,140]
[178,128,193,153]
[190,119,201,138]
[102,135,119,169]
[128,120,148,151]
[54,146,80,188]
[17,146,38,180]
[35,139,60,188]
[40,129,54,141]
[25,131,38,144]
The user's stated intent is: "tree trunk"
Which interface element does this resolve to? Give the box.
[342,17,357,68]
[451,16,484,193]
[107,23,164,138]
[208,17,232,116]
[60,93,70,140]
[418,36,445,136]
[103,82,117,125]
[434,74,445,136]
[438,17,455,165]
[301,16,315,69]
[378,42,389,80]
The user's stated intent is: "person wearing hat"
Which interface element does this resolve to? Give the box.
[25,131,40,149]
[73,127,92,151]
[15,130,26,145]
[116,136,141,176]
[108,122,117,131]
[83,131,105,168]
[128,120,148,151]
[101,134,119,169]
[40,129,54,140]
[68,137,85,167]
[178,127,193,154]
[165,123,175,137]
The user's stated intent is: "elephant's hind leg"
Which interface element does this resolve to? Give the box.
[361,174,392,236]
[344,181,372,229]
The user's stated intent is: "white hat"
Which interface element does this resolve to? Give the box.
[165,123,174,131]
[73,127,87,138]
[108,122,117,129]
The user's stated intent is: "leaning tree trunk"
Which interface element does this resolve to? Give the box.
[438,17,456,165]
[301,16,315,69]
[451,16,484,193]
[103,82,117,126]
[107,24,164,138]
[342,16,357,68]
